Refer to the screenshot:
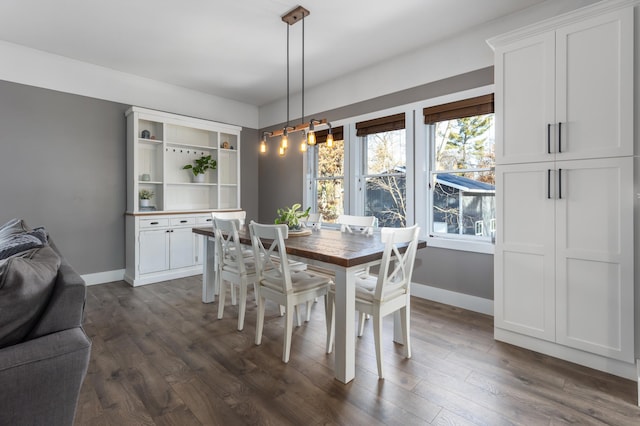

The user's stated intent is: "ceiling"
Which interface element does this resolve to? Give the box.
[0,0,549,107]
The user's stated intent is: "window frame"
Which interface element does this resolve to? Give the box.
[304,86,492,254]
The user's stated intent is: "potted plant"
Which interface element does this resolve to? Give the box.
[139,189,154,207]
[275,203,311,230]
[183,155,217,183]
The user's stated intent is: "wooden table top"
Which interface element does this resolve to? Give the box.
[192,226,426,268]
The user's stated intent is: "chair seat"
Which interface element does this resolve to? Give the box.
[354,274,406,303]
[262,270,331,293]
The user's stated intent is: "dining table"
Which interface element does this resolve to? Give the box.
[192,225,426,384]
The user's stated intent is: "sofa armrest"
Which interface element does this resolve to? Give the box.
[27,256,86,340]
[0,327,91,426]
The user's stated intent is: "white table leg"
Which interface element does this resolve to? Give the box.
[202,236,217,303]
[333,267,356,383]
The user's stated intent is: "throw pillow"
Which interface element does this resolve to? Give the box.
[0,245,60,349]
[0,232,44,260]
[0,218,30,240]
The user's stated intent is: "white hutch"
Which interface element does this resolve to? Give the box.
[124,107,241,286]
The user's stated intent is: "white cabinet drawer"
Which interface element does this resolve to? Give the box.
[140,218,169,228]
[196,216,213,225]
[170,217,196,226]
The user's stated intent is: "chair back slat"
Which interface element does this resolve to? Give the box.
[211,210,247,226]
[249,221,293,293]
[213,217,247,274]
[374,225,420,301]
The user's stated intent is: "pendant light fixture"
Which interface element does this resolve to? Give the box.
[260,6,333,156]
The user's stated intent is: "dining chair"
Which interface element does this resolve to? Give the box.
[326,224,420,378]
[303,212,322,230]
[249,221,332,363]
[210,211,251,303]
[336,214,377,235]
[213,217,259,331]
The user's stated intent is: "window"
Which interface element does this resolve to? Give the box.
[357,114,406,228]
[424,95,495,242]
[308,127,344,223]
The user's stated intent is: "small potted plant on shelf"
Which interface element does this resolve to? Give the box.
[183,155,217,183]
[139,189,154,208]
[275,203,311,230]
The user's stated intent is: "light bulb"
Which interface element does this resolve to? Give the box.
[281,134,288,150]
[326,132,334,148]
[279,145,285,156]
[307,130,316,145]
[260,140,267,153]
[300,140,307,152]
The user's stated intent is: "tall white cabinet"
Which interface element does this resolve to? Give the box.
[489,0,638,381]
[124,107,242,286]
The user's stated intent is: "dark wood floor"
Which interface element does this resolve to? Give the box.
[75,276,640,425]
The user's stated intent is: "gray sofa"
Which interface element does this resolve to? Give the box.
[0,220,91,426]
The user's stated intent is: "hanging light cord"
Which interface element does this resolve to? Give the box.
[286,23,290,128]
[301,15,305,126]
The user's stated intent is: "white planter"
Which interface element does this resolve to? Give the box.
[192,174,206,183]
[140,199,151,207]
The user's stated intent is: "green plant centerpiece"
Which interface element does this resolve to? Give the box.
[275,203,310,230]
[183,155,217,183]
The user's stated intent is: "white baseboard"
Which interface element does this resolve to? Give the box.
[81,269,125,286]
[412,283,494,316]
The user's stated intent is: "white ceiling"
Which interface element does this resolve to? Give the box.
[0,0,549,107]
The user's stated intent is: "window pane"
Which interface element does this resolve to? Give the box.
[316,178,343,223]
[365,175,406,227]
[432,171,495,237]
[435,114,494,171]
[318,139,344,177]
[365,130,406,174]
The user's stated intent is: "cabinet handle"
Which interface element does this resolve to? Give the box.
[547,124,551,154]
[547,169,551,199]
[558,122,562,153]
[206,218,212,222]
[151,221,159,225]
[180,220,187,223]
[558,168,562,199]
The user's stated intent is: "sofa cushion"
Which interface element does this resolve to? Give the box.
[0,219,49,260]
[0,246,61,349]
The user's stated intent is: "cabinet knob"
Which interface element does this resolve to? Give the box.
[151,221,159,225]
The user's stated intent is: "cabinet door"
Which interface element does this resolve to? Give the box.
[495,32,555,165]
[555,9,633,160]
[170,227,195,269]
[139,229,169,274]
[555,157,634,362]
[494,162,556,341]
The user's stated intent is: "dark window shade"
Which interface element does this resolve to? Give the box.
[356,113,405,137]
[423,94,494,124]
[316,126,344,144]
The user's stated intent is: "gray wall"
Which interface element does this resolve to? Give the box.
[0,79,261,276]
[258,67,494,300]
[0,80,128,274]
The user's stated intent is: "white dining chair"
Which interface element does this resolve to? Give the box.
[210,211,251,303]
[336,214,377,235]
[213,217,260,331]
[326,224,420,378]
[249,221,332,363]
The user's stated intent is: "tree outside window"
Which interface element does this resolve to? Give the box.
[363,129,406,227]
[312,139,344,222]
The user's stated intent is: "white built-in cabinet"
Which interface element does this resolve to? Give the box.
[124,107,241,286]
[490,0,638,381]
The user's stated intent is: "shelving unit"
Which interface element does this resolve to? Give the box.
[124,106,242,286]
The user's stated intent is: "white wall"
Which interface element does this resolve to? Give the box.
[0,40,259,129]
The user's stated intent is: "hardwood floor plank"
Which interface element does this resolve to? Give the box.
[75,279,640,425]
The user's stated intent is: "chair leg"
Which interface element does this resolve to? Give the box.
[294,305,302,327]
[231,284,237,306]
[253,283,259,306]
[305,300,313,322]
[279,305,285,316]
[373,314,384,379]
[237,283,248,331]
[217,281,226,320]
[325,293,335,354]
[283,302,295,363]
[255,294,265,345]
[401,305,411,359]
[357,312,366,337]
